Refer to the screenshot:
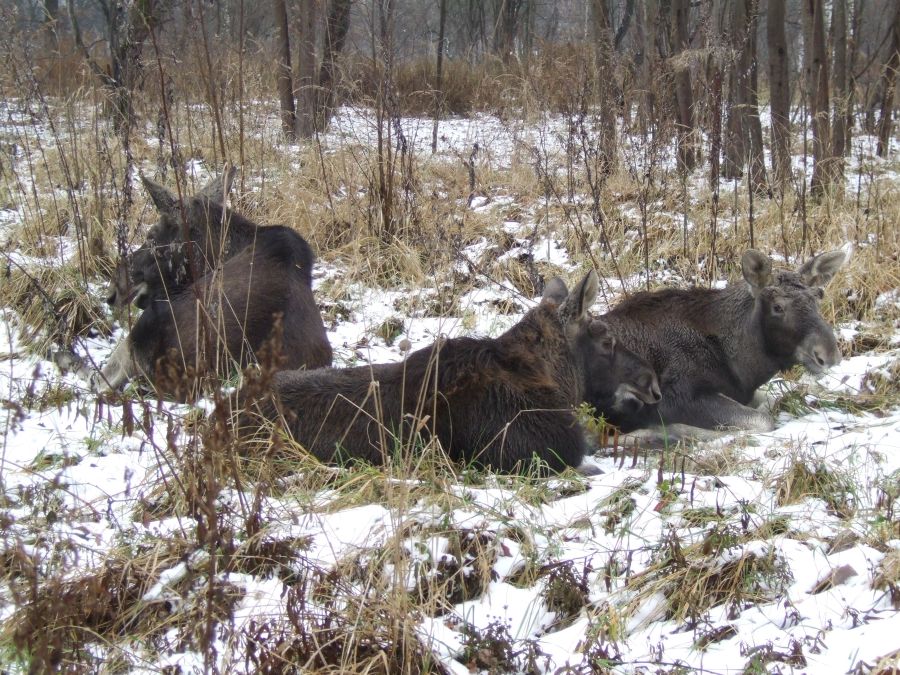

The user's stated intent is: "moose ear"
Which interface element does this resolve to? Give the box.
[141,174,177,215]
[197,165,237,203]
[798,248,849,287]
[559,270,598,324]
[542,277,569,306]
[741,249,772,295]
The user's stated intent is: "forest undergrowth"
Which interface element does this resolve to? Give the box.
[0,38,899,673]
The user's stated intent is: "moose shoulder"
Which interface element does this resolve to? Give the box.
[244,271,659,475]
[600,249,848,433]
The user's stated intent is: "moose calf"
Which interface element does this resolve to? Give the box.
[100,228,333,400]
[245,271,660,474]
[600,249,848,433]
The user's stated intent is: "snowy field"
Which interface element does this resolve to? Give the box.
[0,102,899,673]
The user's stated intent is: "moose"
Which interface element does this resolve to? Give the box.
[599,249,848,433]
[243,271,661,475]
[107,168,307,310]
[98,170,332,399]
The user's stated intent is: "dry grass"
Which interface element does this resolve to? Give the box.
[1,22,899,672]
[624,528,793,627]
[774,452,860,518]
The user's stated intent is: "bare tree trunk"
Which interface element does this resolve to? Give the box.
[844,0,865,154]
[465,0,487,58]
[745,0,767,194]
[375,0,398,239]
[296,0,318,139]
[614,0,636,49]
[804,0,834,195]
[492,0,522,64]
[723,0,766,193]
[590,0,617,169]
[432,0,448,153]
[672,0,695,172]
[67,0,171,136]
[42,0,60,53]
[767,0,791,191]
[315,0,353,133]
[274,0,296,139]
[707,47,724,284]
[876,3,900,157]
[831,0,848,177]
[723,0,748,178]
[633,0,654,137]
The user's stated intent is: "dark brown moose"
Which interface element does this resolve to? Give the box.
[99,170,332,399]
[107,168,313,310]
[246,271,660,475]
[600,249,848,433]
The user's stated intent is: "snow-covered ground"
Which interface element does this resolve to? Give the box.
[1,101,899,672]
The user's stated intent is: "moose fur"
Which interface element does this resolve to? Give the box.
[246,272,660,474]
[600,249,848,432]
[107,168,314,309]
[100,224,332,400]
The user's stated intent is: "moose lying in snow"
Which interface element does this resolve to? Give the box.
[600,249,848,433]
[99,171,332,399]
[107,168,314,310]
[243,271,660,474]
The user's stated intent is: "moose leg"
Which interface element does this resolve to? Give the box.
[663,393,775,432]
[95,337,140,392]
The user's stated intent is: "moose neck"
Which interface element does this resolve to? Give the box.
[706,283,786,395]
[498,305,582,402]
[196,199,254,260]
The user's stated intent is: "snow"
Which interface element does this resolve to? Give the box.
[1,100,899,673]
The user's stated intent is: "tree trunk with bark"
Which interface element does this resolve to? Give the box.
[767,0,791,191]
[723,0,767,193]
[590,0,617,170]
[67,0,171,136]
[831,0,849,177]
[42,0,60,53]
[844,0,865,154]
[274,0,296,139]
[672,0,696,172]
[876,3,900,157]
[296,0,318,139]
[804,0,834,195]
[492,0,523,64]
[315,0,353,133]
[745,1,767,195]
[432,0,448,153]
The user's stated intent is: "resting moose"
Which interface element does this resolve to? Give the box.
[107,168,312,310]
[600,249,848,433]
[245,271,660,474]
[99,170,332,399]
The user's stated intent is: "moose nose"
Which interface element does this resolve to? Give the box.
[814,343,841,368]
[811,346,827,368]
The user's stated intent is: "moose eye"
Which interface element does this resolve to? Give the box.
[814,287,825,300]
[772,302,785,315]
[600,337,615,352]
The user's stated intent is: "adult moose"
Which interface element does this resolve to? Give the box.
[244,271,660,475]
[107,168,313,310]
[600,249,848,433]
[99,169,332,399]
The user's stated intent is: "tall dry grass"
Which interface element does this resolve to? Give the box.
[0,10,898,671]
